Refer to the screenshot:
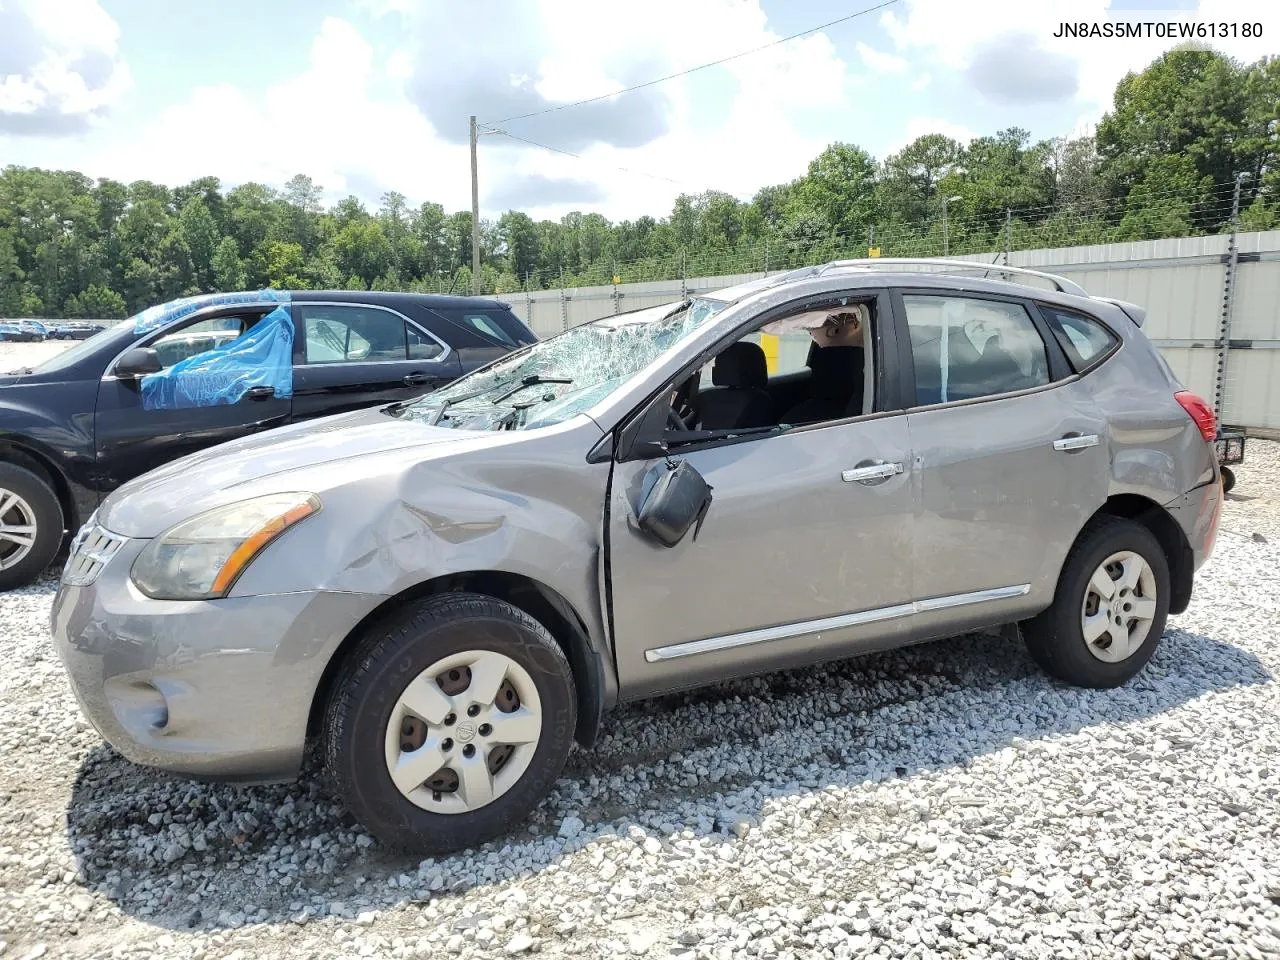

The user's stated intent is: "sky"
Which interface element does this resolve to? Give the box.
[0,0,1274,223]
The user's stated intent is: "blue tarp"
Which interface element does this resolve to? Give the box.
[132,289,291,336]
[140,305,295,410]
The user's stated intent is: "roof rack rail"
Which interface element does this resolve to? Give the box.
[815,257,1089,298]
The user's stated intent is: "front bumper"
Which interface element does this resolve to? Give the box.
[51,537,386,783]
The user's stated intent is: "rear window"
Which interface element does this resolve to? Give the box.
[434,307,538,348]
[1039,306,1119,373]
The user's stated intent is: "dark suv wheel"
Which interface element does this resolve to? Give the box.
[0,463,65,590]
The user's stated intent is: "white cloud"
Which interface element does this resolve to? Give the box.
[879,0,1275,118]
[856,41,909,75]
[7,1,849,221]
[72,17,466,209]
[0,0,132,135]
[391,0,853,218]
[911,73,931,92]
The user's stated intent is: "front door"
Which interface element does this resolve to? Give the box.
[93,309,293,490]
[607,422,915,701]
[291,302,463,421]
[894,290,1110,637]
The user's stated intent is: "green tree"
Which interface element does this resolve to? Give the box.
[0,227,25,316]
[179,196,219,290]
[333,219,393,287]
[498,211,540,281]
[793,143,879,237]
[1098,47,1250,221]
[879,134,964,224]
[1116,154,1208,239]
[212,236,246,291]
[253,240,309,289]
[76,283,127,318]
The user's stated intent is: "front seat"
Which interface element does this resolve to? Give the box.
[695,342,775,430]
[781,345,864,424]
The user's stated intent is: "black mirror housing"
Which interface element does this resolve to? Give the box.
[636,459,714,548]
[115,347,163,378]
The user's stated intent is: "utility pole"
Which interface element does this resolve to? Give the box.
[470,115,481,295]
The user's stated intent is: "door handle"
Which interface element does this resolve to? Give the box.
[1053,433,1099,452]
[841,461,904,483]
[403,373,429,386]
[245,386,275,401]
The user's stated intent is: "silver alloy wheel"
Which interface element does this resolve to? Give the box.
[1081,550,1158,663]
[384,650,543,814]
[0,488,38,571]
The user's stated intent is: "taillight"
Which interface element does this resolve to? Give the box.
[1174,391,1217,443]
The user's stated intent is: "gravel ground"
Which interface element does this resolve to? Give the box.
[1,342,1279,960]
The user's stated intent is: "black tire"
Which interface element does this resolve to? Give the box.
[324,592,577,853]
[0,462,65,591]
[1220,466,1235,495]
[1022,516,1171,688]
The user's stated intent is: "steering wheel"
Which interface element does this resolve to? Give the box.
[667,408,688,431]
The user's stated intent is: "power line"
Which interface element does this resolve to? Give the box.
[483,0,904,127]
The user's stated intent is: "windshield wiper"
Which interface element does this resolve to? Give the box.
[424,386,494,424]
[492,399,544,431]
[491,374,573,405]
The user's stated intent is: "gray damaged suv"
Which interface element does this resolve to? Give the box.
[52,259,1224,853]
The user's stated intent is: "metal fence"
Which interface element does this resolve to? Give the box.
[506,230,1280,434]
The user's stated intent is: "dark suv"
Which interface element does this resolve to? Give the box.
[0,289,537,589]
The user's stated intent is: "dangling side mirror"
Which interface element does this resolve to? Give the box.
[635,458,714,548]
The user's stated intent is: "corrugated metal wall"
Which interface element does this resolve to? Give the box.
[506,232,1280,431]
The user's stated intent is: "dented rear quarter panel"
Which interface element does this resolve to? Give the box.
[1083,302,1218,501]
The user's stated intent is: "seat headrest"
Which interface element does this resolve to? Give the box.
[712,341,768,388]
[808,345,863,401]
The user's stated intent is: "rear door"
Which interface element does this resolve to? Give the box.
[93,308,292,489]
[291,301,462,420]
[894,289,1110,637]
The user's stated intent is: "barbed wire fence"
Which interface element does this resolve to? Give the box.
[407,176,1268,297]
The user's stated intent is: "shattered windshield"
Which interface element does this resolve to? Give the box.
[389,297,726,431]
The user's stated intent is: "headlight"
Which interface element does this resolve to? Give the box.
[131,492,321,600]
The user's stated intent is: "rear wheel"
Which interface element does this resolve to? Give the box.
[0,463,64,591]
[1220,466,1235,495]
[324,592,577,853]
[1023,517,1170,688]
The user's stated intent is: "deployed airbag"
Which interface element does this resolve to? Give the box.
[140,305,294,410]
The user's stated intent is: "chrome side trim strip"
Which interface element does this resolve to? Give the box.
[643,583,1031,663]
[913,582,1030,612]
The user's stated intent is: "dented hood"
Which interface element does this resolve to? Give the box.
[98,406,484,538]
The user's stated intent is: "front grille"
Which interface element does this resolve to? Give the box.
[61,518,126,587]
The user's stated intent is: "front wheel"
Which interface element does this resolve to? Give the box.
[1022,517,1170,688]
[324,592,577,853]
